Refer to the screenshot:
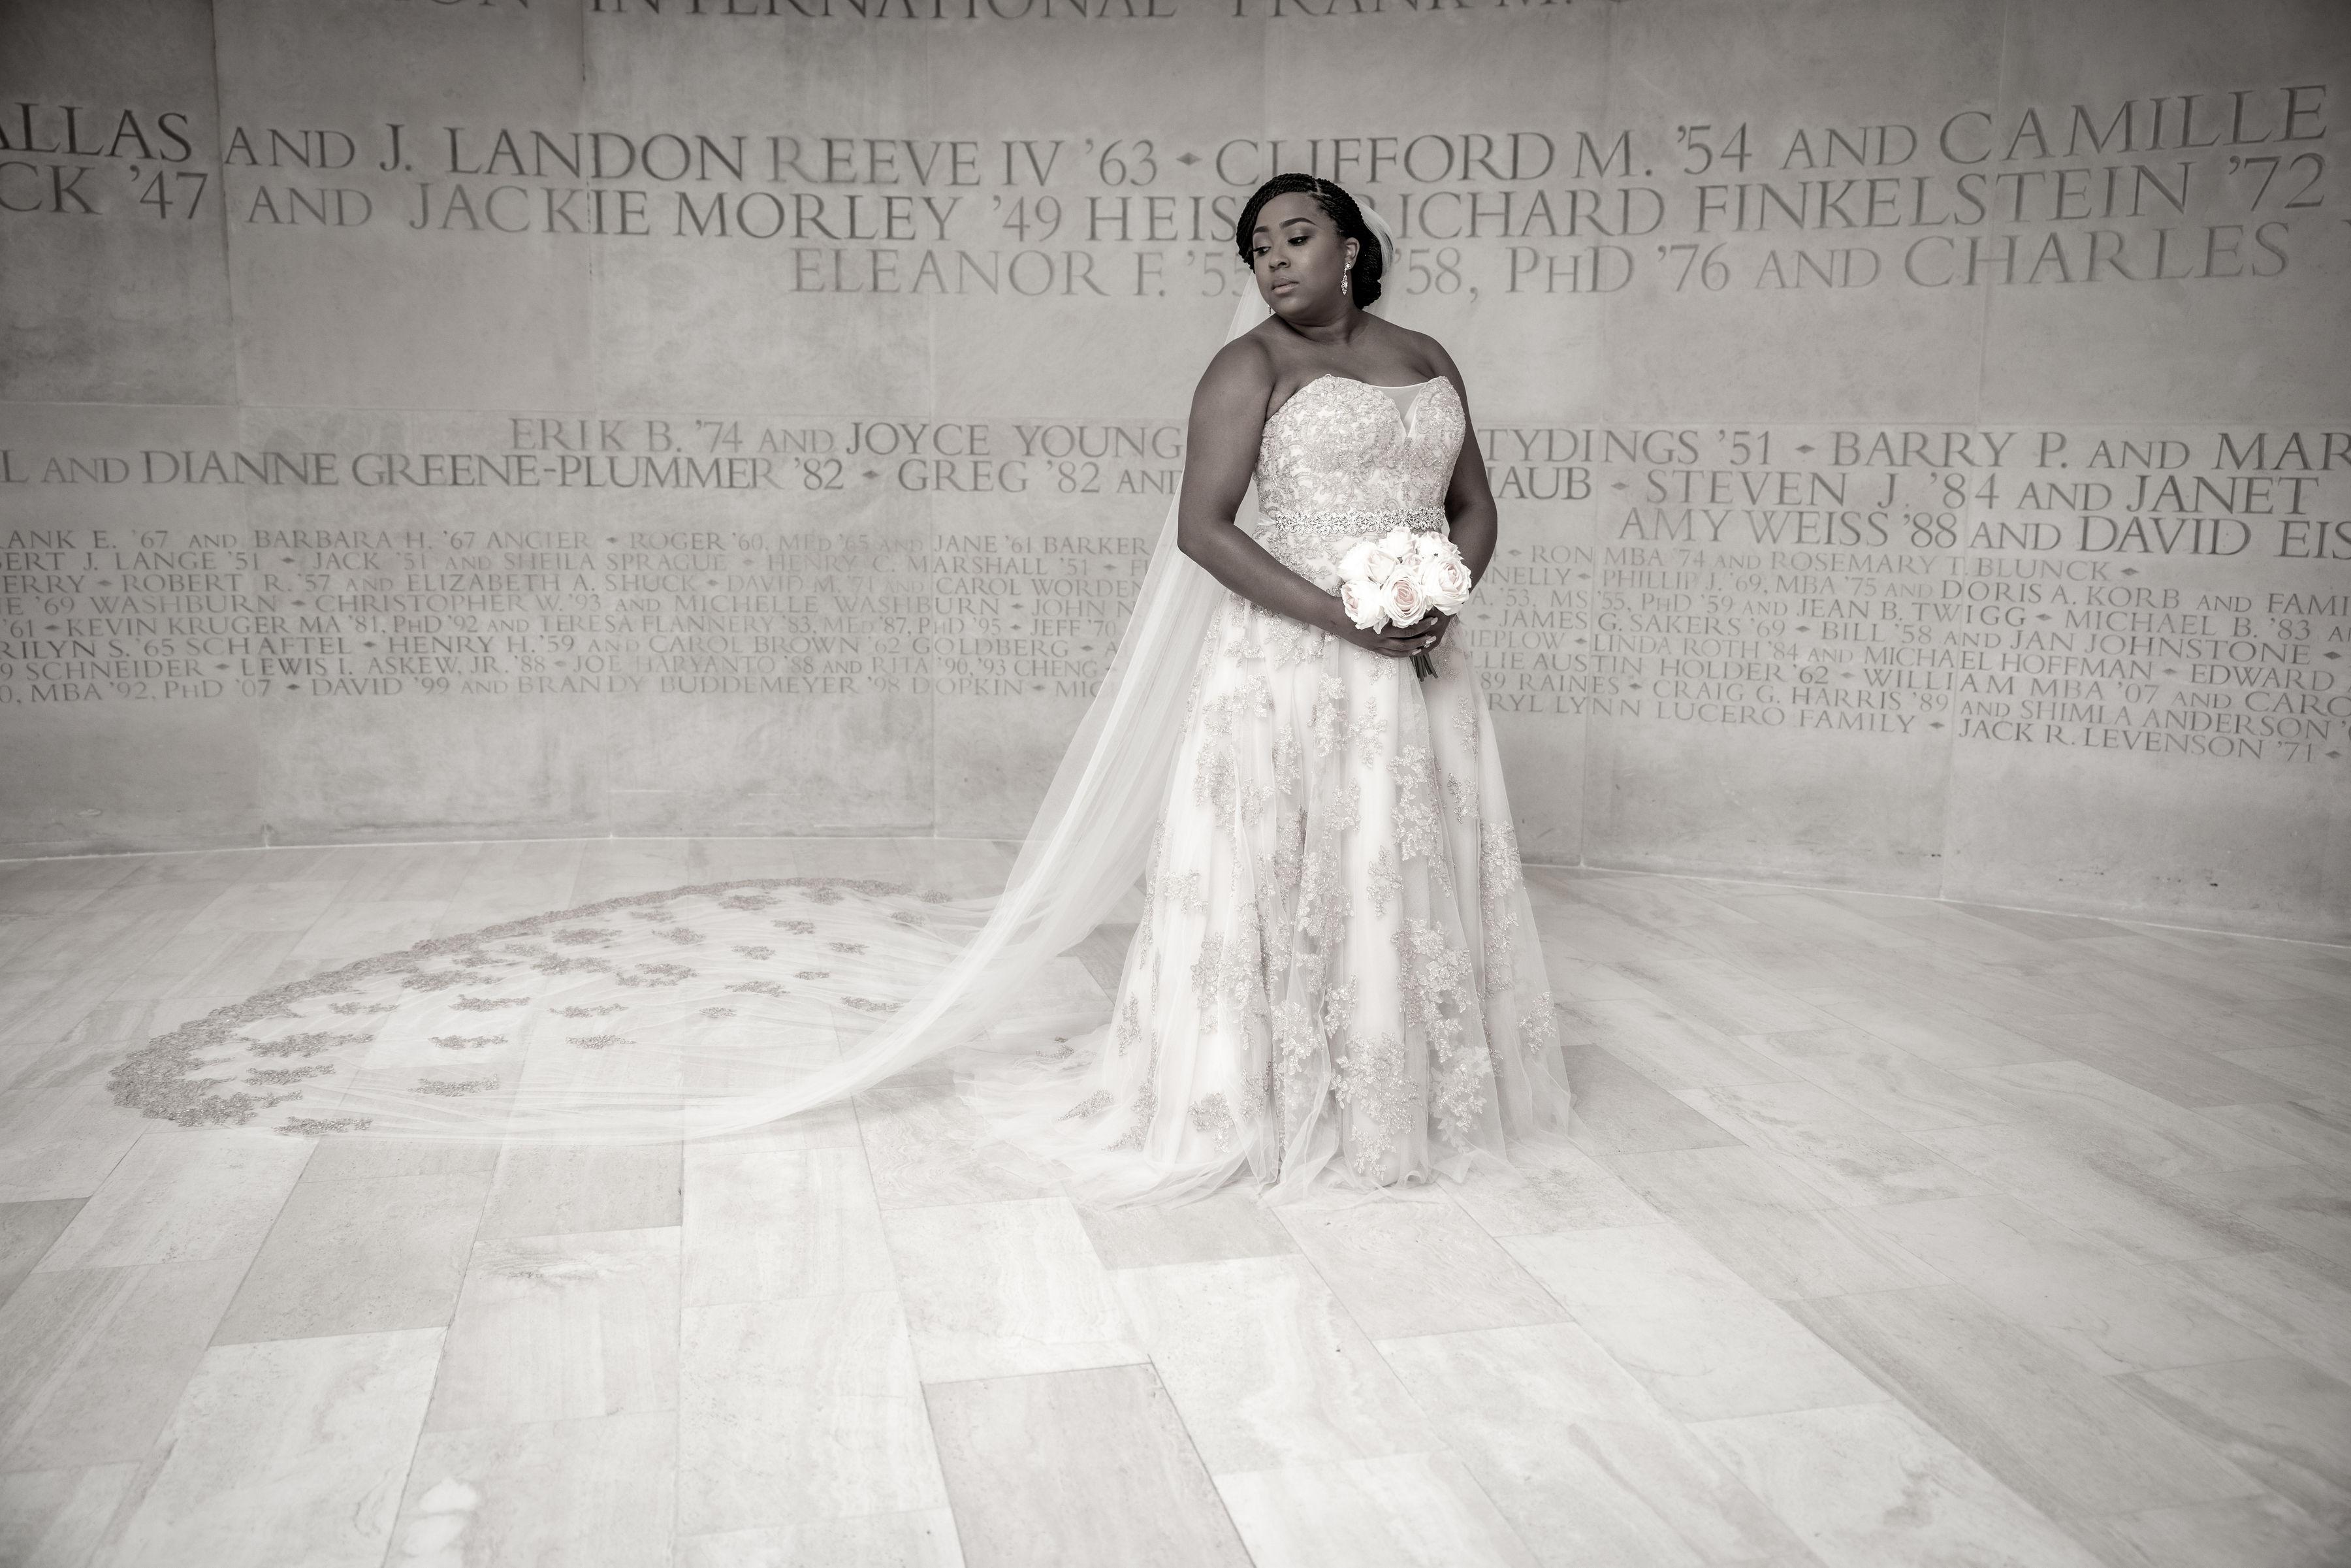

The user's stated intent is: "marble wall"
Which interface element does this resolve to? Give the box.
[1,0,2346,939]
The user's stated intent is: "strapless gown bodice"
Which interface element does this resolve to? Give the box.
[1254,375,1464,576]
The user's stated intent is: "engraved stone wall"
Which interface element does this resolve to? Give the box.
[2,0,2346,938]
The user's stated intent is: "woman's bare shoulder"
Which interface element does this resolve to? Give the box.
[1195,332,1281,407]
[1379,319,1461,379]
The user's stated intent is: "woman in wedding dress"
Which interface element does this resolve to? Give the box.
[971,174,1574,1202]
[114,175,1569,1208]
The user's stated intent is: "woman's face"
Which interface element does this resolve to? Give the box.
[1248,191,1358,319]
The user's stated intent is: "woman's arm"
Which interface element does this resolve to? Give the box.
[1406,340,1496,656]
[1430,340,1498,588]
[1175,342,1438,660]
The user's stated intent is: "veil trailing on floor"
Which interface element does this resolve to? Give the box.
[119,206,1411,1146]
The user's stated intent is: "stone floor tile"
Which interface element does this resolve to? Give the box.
[685,1143,893,1305]
[2119,1356,2351,1533]
[103,1328,443,1568]
[1558,1040,1746,1157]
[213,1168,490,1343]
[1215,1450,1538,1568]
[0,1090,148,1206]
[1603,1144,1945,1300]
[1277,1188,1563,1339]
[0,1200,82,1302]
[1444,1138,1665,1239]
[2060,1492,2342,1568]
[1848,1194,2286,1373]
[856,1080,1061,1210]
[35,1132,312,1271]
[1919,1128,2292,1266]
[1378,1320,1806,1566]
[1074,1185,1301,1269]
[1743,1026,2038,1133]
[1561,991,1799,1089]
[426,1226,679,1432]
[1691,1401,2105,1568]
[1674,1080,1995,1206]
[0,1258,246,1469]
[679,1291,944,1535]
[1112,1255,1432,1473]
[0,1464,136,1568]
[2166,1250,2351,1385]
[477,1141,680,1239]
[882,1197,1142,1382]
[677,1509,967,1568]
[1503,1225,1884,1420]
[927,1364,1250,1568]
[1787,1285,2261,1517]
[389,1411,674,1568]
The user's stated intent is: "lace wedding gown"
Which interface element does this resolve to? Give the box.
[972,372,1574,1203]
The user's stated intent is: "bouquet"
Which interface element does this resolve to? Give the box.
[1336,528,1475,679]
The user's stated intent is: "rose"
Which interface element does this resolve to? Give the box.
[1339,577,1388,631]
[1413,533,1450,562]
[1422,554,1473,613]
[1339,539,1398,585]
[1381,571,1427,628]
[1378,527,1414,559]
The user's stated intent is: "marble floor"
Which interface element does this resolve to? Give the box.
[0,837,2346,1568]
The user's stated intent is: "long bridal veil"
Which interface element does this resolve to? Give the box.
[128,210,1411,1147]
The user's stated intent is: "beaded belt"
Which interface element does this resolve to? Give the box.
[1258,504,1447,543]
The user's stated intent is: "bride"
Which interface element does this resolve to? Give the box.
[968,174,1573,1201]
[117,174,1571,1207]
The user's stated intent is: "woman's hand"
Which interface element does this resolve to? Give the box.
[1331,607,1453,659]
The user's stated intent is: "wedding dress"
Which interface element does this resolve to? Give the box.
[968,373,1573,1202]
[106,204,1571,1207]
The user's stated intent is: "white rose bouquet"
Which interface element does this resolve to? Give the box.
[1335,528,1475,679]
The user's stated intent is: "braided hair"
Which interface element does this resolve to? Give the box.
[1234,173,1384,309]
